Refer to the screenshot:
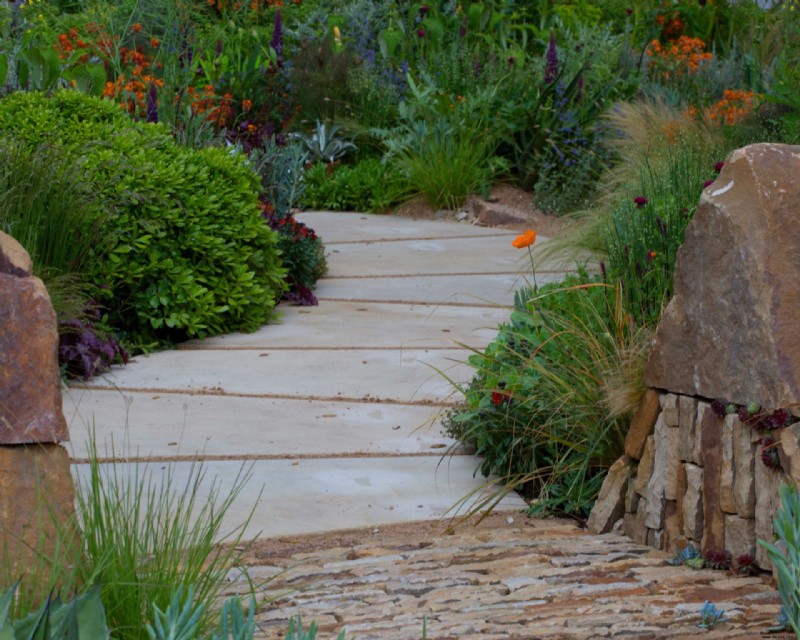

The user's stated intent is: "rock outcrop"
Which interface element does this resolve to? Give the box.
[0,232,68,444]
[645,143,800,410]
[591,144,800,571]
[0,231,74,582]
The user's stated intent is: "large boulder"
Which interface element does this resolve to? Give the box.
[645,143,800,409]
[0,232,68,444]
[0,231,75,584]
[0,444,77,580]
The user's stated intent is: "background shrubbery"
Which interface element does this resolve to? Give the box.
[0,91,286,352]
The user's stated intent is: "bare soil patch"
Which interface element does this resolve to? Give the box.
[238,511,540,563]
[390,183,575,238]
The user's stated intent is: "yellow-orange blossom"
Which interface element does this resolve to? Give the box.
[512,230,537,249]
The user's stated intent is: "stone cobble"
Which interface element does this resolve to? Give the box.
[224,516,783,639]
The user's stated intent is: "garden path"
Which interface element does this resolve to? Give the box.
[63,212,574,539]
[62,213,783,636]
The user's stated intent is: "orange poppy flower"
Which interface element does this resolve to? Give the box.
[512,230,537,249]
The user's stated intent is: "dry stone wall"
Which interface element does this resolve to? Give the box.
[588,391,797,571]
[588,143,800,571]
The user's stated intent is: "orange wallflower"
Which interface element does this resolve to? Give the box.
[512,230,537,249]
[647,36,712,80]
[702,89,759,126]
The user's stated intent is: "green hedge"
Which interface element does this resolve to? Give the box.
[0,91,286,345]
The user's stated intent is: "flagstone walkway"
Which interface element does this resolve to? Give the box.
[229,513,782,639]
[63,212,574,538]
[63,212,782,637]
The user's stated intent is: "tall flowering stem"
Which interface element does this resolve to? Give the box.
[513,230,538,290]
[271,10,283,67]
[544,32,558,84]
[146,81,158,123]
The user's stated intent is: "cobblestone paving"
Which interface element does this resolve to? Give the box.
[224,515,784,640]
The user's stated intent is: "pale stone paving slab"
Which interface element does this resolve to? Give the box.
[324,236,571,278]
[80,348,473,404]
[71,457,522,540]
[295,211,510,244]
[64,390,456,459]
[179,301,511,350]
[68,211,533,541]
[314,272,566,307]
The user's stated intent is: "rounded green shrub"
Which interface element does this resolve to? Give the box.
[0,91,286,346]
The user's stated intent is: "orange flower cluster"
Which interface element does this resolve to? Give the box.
[55,28,94,62]
[55,23,165,117]
[184,85,235,126]
[655,13,685,39]
[647,36,713,79]
[687,89,759,126]
[512,230,537,249]
[206,0,300,12]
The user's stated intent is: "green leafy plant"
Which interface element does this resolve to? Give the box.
[0,90,287,348]
[73,442,257,640]
[211,595,256,640]
[387,115,504,210]
[290,120,357,164]
[146,587,202,640]
[602,145,718,326]
[760,481,800,636]
[667,543,701,566]
[444,268,648,518]
[145,586,256,640]
[252,139,328,304]
[0,582,109,640]
[300,157,409,213]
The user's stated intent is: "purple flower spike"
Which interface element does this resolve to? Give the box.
[544,31,558,84]
[271,10,283,65]
[146,81,158,123]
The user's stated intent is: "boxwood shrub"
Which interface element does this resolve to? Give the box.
[0,91,286,346]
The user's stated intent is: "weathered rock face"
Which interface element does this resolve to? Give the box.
[0,444,77,579]
[645,143,800,409]
[0,232,76,582]
[0,232,68,444]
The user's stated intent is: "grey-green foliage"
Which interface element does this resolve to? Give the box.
[146,588,202,640]
[697,601,727,630]
[211,595,255,640]
[760,482,800,635]
[146,587,255,640]
[250,139,307,219]
[285,616,346,640]
[0,582,109,640]
[289,121,357,164]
